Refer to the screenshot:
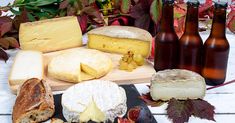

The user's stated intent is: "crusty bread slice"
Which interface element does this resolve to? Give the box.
[12,78,55,123]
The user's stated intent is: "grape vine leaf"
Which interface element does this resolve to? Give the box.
[139,92,165,107]
[227,10,235,34]
[77,15,88,34]
[0,48,8,62]
[0,17,13,37]
[150,0,162,25]
[167,98,215,123]
[190,99,215,121]
[167,98,192,123]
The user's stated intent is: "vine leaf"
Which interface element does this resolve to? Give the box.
[150,0,162,25]
[0,17,13,37]
[120,0,131,14]
[0,48,8,62]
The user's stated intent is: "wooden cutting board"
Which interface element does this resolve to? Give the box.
[10,47,155,93]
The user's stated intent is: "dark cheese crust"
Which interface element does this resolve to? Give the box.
[12,78,55,123]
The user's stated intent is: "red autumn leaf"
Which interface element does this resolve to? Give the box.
[166,98,215,123]
[139,92,165,107]
[190,99,215,121]
[4,37,20,48]
[59,0,70,9]
[167,98,192,123]
[0,38,10,49]
[199,0,213,18]
[0,16,13,37]
[77,15,88,34]
[117,117,132,123]
[227,10,235,34]
[0,48,8,62]
[82,5,104,24]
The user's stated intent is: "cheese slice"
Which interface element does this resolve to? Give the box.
[8,51,43,86]
[47,49,112,83]
[62,80,127,122]
[88,26,152,58]
[150,69,206,101]
[19,16,82,53]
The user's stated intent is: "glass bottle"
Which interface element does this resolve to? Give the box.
[178,0,203,74]
[154,0,179,72]
[202,2,230,85]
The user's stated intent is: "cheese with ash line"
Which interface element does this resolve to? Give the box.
[19,16,82,53]
[150,69,206,101]
[62,80,127,122]
[88,26,152,58]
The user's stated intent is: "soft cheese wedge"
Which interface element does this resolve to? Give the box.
[48,49,112,83]
[150,69,206,101]
[19,16,82,53]
[88,26,152,58]
[62,80,127,122]
[9,51,43,86]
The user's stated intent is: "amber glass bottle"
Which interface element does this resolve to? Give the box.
[178,0,203,74]
[202,2,230,85]
[154,0,179,72]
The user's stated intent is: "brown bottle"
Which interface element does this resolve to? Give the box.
[202,2,230,86]
[178,0,203,74]
[154,0,179,72]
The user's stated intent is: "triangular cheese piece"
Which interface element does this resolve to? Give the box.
[81,72,95,81]
[79,98,105,122]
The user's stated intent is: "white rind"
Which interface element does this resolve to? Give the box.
[62,80,127,122]
[150,69,206,101]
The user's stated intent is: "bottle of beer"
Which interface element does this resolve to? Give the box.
[178,0,203,74]
[154,0,179,72]
[202,2,230,85]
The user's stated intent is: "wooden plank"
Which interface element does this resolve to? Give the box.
[154,114,235,123]
[9,47,155,93]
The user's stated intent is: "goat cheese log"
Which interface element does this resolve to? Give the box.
[150,69,206,101]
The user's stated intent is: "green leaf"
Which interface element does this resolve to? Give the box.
[14,0,25,5]
[26,0,58,6]
[10,8,21,15]
[27,13,36,21]
[120,0,131,14]
[150,0,162,25]
[33,12,50,19]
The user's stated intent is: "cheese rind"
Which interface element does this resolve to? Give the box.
[19,16,82,53]
[48,49,112,83]
[150,69,206,101]
[62,80,127,122]
[9,51,43,86]
[88,26,152,58]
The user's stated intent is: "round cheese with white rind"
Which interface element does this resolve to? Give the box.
[150,69,206,101]
[62,80,127,122]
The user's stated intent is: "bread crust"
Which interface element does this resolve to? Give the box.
[12,78,55,123]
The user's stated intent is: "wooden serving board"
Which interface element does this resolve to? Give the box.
[10,47,155,92]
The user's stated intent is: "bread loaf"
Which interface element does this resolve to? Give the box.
[12,78,55,123]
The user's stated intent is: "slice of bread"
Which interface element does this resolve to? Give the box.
[12,78,55,123]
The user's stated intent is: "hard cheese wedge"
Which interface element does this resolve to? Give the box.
[47,49,112,83]
[19,16,82,53]
[9,51,43,86]
[150,69,206,101]
[88,26,152,58]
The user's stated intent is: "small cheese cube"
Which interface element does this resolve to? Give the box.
[88,26,152,58]
[19,16,82,53]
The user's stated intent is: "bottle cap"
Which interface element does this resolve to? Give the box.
[187,0,200,6]
[214,2,228,9]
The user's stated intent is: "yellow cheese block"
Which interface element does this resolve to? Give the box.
[19,16,82,53]
[48,49,112,83]
[88,26,152,58]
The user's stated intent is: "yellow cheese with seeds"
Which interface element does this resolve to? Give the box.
[88,26,152,58]
[19,16,82,53]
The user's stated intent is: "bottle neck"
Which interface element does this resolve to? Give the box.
[210,8,227,38]
[160,3,175,32]
[184,5,199,34]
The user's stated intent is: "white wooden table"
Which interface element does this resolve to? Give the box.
[0,33,234,123]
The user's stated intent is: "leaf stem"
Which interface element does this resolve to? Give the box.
[206,79,235,90]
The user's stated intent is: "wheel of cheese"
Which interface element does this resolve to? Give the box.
[47,49,112,83]
[150,69,206,101]
[62,80,127,122]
